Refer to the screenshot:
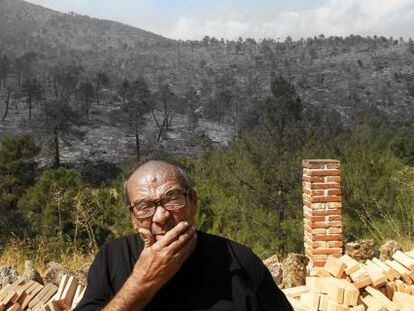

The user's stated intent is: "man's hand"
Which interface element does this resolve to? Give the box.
[133,221,197,288]
[102,222,197,311]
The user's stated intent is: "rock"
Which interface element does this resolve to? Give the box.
[379,240,403,261]
[42,261,70,286]
[0,266,18,289]
[281,253,309,289]
[345,239,376,262]
[23,260,43,284]
[263,255,283,285]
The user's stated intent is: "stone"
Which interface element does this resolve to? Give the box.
[23,260,43,284]
[345,239,376,262]
[263,254,283,285]
[379,240,403,261]
[281,253,309,289]
[0,266,18,289]
[42,261,70,286]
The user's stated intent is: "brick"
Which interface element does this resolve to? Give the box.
[304,169,341,176]
[365,286,399,310]
[354,275,372,289]
[327,215,342,221]
[326,202,342,209]
[311,202,327,209]
[313,234,343,241]
[299,292,320,310]
[311,228,328,234]
[303,200,313,208]
[311,182,340,189]
[312,254,329,261]
[309,222,331,229]
[366,264,387,287]
[329,241,343,248]
[325,163,341,169]
[392,250,414,271]
[312,209,342,216]
[327,189,342,195]
[311,190,325,196]
[302,187,312,195]
[311,196,341,203]
[329,221,342,228]
[350,265,369,282]
[302,159,340,164]
[302,176,325,182]
[312,248,343,255]
[325,176,341,183]
[312,241,328,248]
[313,261,327,267]
[304,213,326,222]
[327,228,343,235]
[325,255,346,278]
[302,161,326,169]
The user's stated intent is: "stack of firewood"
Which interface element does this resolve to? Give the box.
[0,274,85,311]
[283,250,414,310]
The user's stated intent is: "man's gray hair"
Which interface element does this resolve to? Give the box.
[123,158,194,209]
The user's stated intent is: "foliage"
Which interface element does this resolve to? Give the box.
[358,166,414,251]
[18,168,83,239]
[17,167,132,248]
[0,136,39,238]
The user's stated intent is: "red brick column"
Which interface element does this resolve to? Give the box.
[302,159,343,267]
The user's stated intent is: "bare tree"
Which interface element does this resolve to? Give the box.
[22,78,42,120]
[40,98,83,167]
[94,71,109,104]
[0,55,11,89]
[152,83,177,141]
[121,77,153,160]
[79,82,95,121]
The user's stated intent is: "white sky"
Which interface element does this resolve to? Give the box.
[25,0,414,40]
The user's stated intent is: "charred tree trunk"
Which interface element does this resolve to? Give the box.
[151,109,160,127]
[135,119,140,161]
[157,119,166,142]
[167,109,176,127]
[2,89,11,121]
[163,96,168,129]
[96,82,101,104]
[27,96,32,120]
[54,125,60,168]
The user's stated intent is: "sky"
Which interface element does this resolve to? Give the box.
[25,0,414,40]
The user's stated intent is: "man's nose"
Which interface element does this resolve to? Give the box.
[152,204,171,225]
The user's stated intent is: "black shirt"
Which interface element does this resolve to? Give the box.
[75,231,293,311]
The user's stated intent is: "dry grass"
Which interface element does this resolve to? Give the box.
[0,237,97,276]
[358,167,414,251]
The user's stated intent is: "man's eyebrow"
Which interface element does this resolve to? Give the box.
[131,187,186,205]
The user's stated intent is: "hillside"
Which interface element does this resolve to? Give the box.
[0,0,413,171]
[0,0,173,53]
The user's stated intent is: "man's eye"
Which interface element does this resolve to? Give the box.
[164,196,185,205]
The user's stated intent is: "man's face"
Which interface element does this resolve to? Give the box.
[127,162,198,241]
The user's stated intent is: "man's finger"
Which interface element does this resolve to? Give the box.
[167,226,195,252]
[173,231,197,261]
[138,228,155,248]
[157,221,190,247]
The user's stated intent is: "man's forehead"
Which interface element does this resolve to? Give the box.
[128,161,184,188]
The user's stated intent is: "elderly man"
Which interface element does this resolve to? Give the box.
[75,160,292,310]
